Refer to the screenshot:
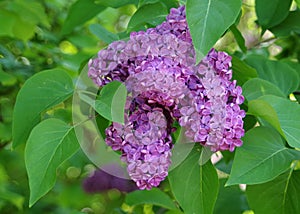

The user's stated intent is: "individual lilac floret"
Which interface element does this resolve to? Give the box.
[88,5,246,190]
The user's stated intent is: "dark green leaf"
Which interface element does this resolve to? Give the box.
[245,55,299,95]
[89,24,119,44]
[214,179,249,214]
[270,11,300,37]
[230,25,247,53]
[12,69,73,148]
[231,56,257,86]
[226,126,300,186]
[255,0,292,29]
[259,95,300,148]
[169,145,219,214]
[95,81,127,124]
[186,0,242,63]
[25,118,79,207]
[61,0,106,35]
[127,2,168,32]
[125,188,177,210]
[242,78,285,101]
[247,169,300,214]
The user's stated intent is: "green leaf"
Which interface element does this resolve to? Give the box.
[214,179,249,214]
[281,60,300,91]
[61,0,106,35]
[244,55,299,95]
[95,81,127,124]
[242,78,285,101]
[89,24,119,44]
[231,56,257,85]
[127,2,168,32]
[258,95,300,148]
[255,0,292,29]
[186,0,242,63]
[12,69,73,148]
[230,25,247,53]
[247,99,284,137]
[246,169,300,214]
[270,11,300,37]
[226,126,300,186]
[125,188,177,210]
[25,118,79,207]
[169,145,219,214]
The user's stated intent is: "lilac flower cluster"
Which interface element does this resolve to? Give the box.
[88,6,245,189]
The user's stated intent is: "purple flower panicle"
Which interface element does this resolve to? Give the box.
[88,6,245,189]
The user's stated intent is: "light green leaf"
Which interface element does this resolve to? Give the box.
[242,78,285,101]
[231,56,257,86]
[248,99,284,137]
[12,69,73,148]
[89,24,119,44]
[259,95,300,148]
[25,118,79,207]
[247,169,300,214]
[186,0,242,63]
[125,188,177,210]
[255,0,292,29]
[127,2,168,32]
[245,55,299,95]
[226,127,300,186]
[95,81,127,124]
[169,145,219,214]
[61,0,106,35]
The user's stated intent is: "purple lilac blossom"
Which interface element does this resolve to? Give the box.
[88,6,245,189]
